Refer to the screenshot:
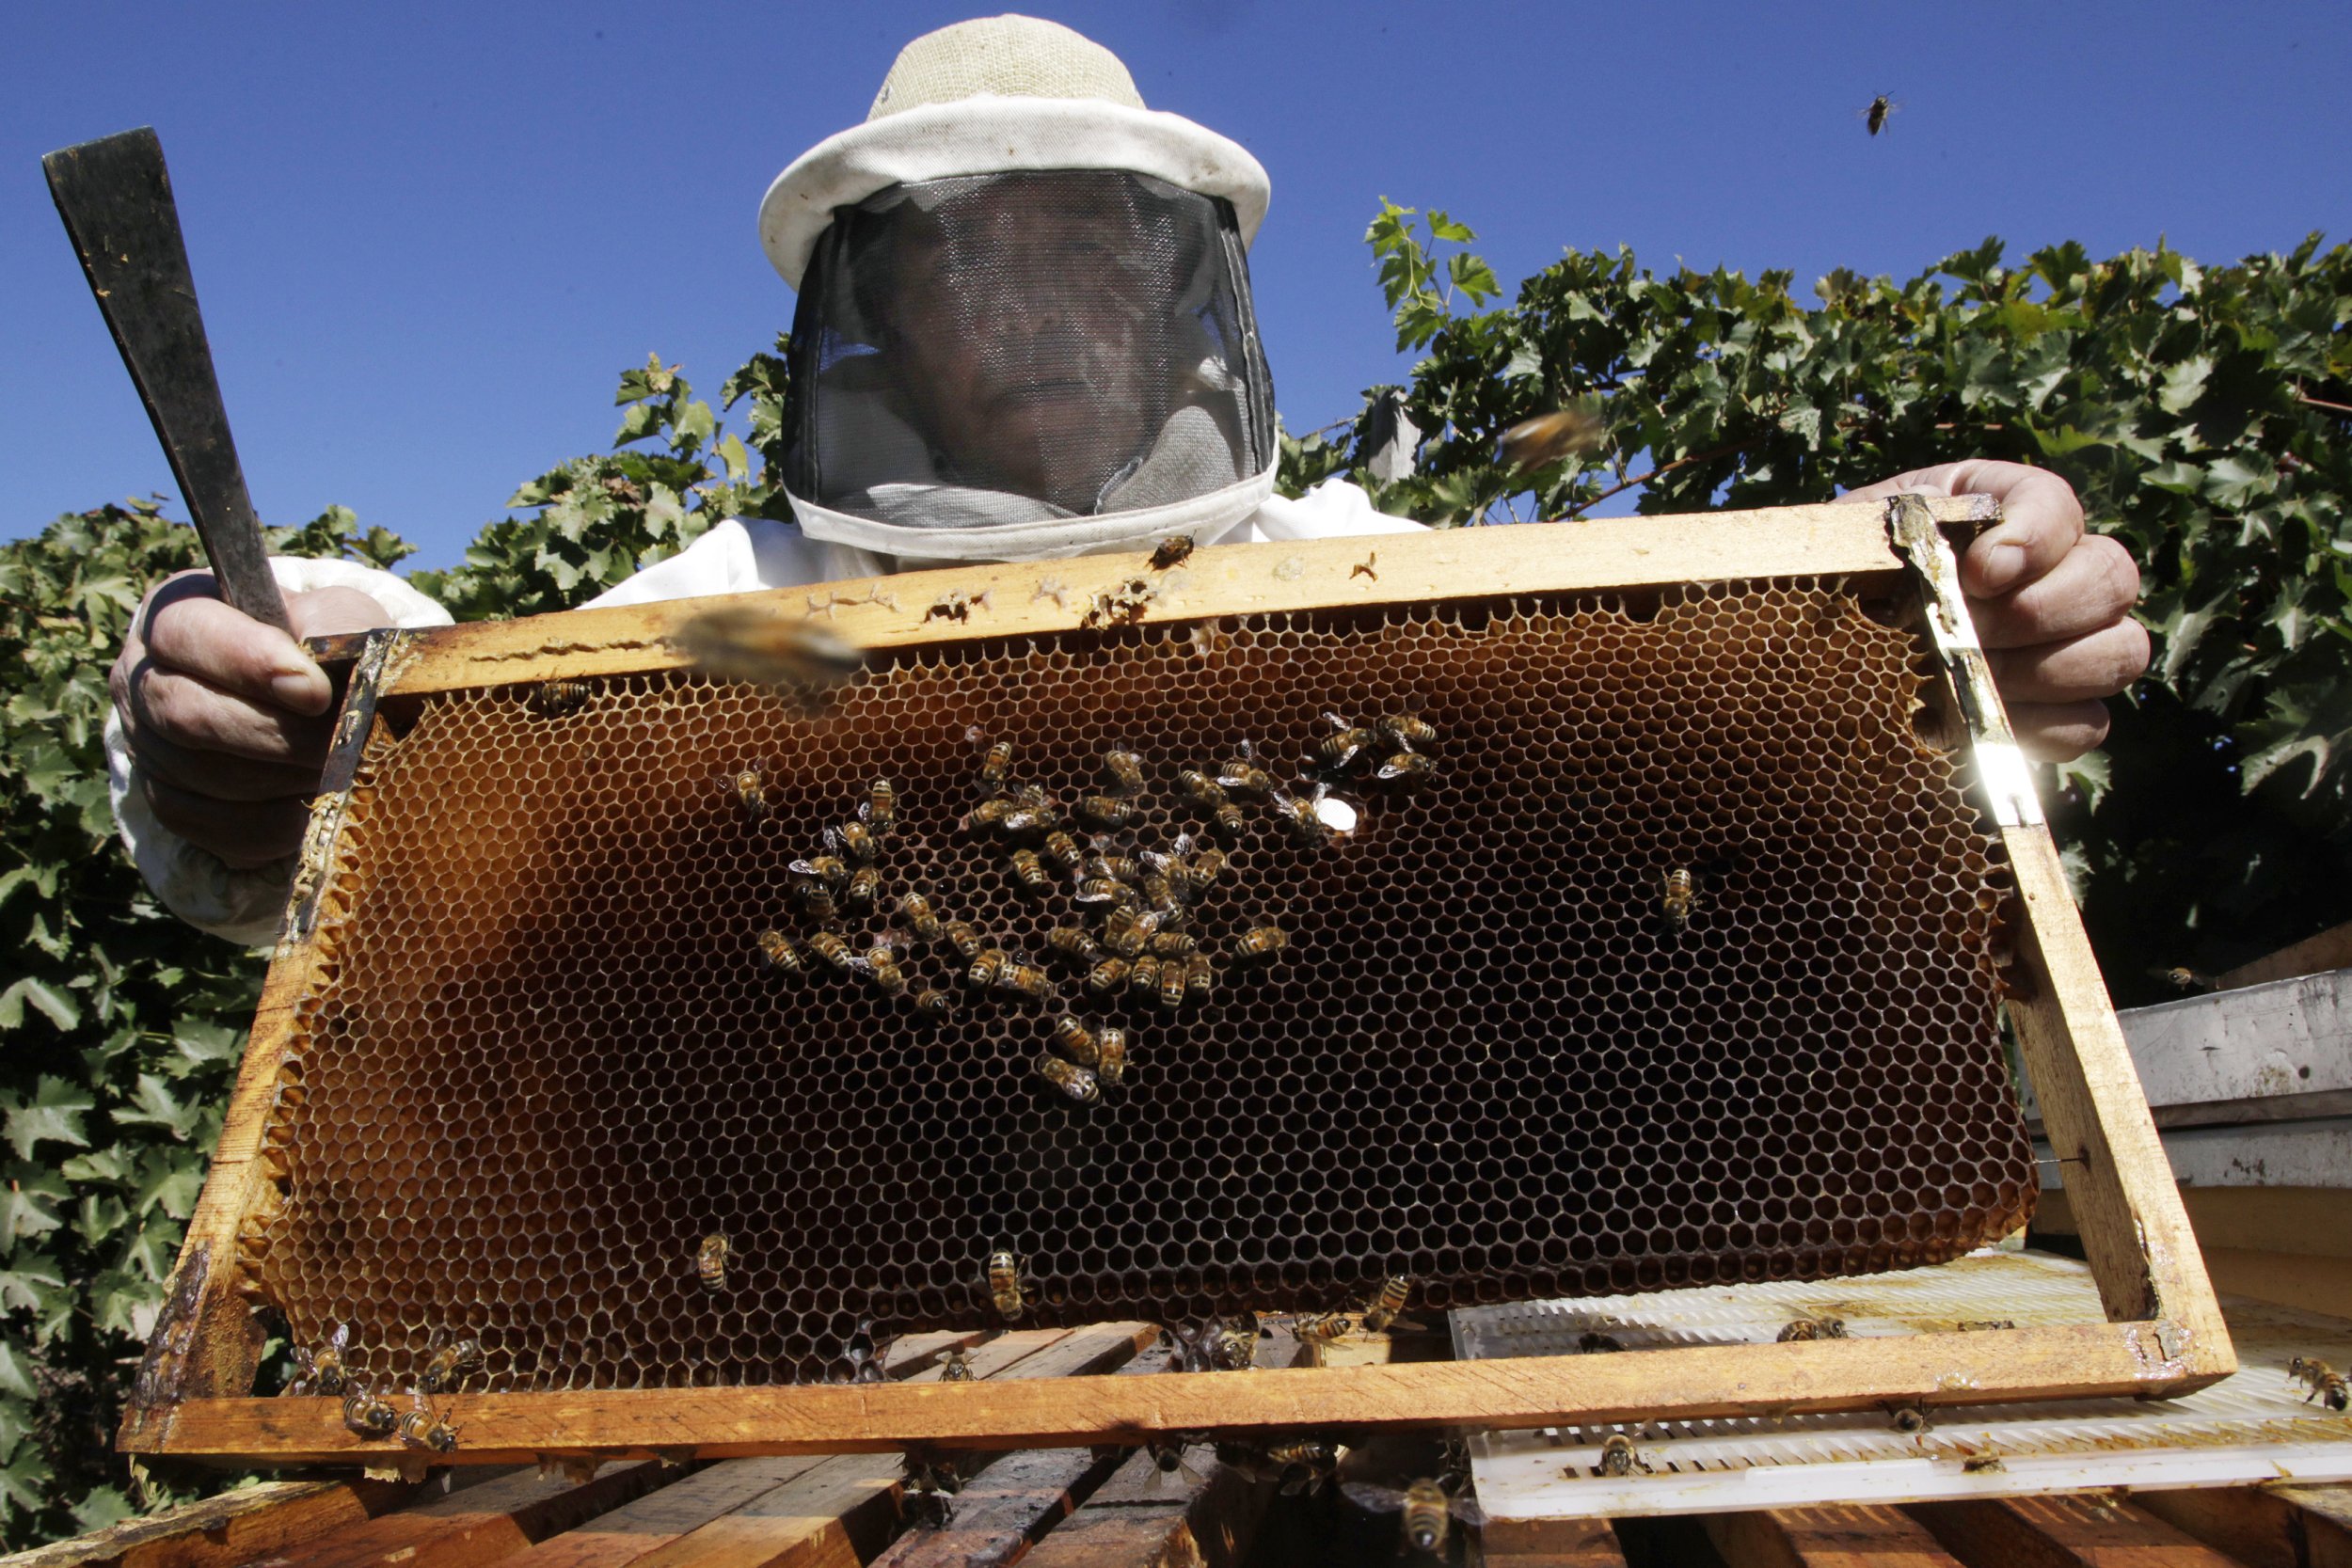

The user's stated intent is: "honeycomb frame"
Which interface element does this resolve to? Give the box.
[120,499,2232,1468]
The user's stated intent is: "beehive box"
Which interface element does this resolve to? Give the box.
[122,498,2231,1467]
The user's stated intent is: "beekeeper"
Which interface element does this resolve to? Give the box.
[104,15,2149,945]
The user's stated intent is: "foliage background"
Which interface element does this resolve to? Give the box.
[2,218,2346,1542]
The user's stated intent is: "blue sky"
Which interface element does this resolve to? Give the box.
[6,1,2344,570]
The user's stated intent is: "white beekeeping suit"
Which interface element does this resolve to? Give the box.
[107,14,1422,945]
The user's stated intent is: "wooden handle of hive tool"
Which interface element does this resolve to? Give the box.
[44,127,294,636]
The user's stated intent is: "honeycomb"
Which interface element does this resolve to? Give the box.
[246,579,2036,1393]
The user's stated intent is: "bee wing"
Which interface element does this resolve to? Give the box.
[327,1322,350,1352]
[1339,1481,1406,1514]
[1449,1495,1488,1528]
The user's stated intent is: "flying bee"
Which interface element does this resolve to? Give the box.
[1497,407,1606,472]
[2150,965,2217,993]
[1035,1053,1099,1102]
[997,955,1054,1001]
[672,605,862,694]
[1046,926,1102,964]
[1313,715,1374,772]
[755,929,804,976]
[1777,1316,1848,1342]
[1076,794,1138,830]
[342,1385,399,1439]
[1360,1275,1412,1333]
[1377,752,1438,784]
[806,929,857,974]
[2291,1356,2351,1411]
[1041,831,1085,874]
[912,987,955,1020]
[944,921,984,959]
[1088,957,1134,994]
[1235,925,1289,962]
[1185,953,1215,999]
[418,1331,482,1395]
[862,777,897,834]
[843,865,882,913]
[1149,533,1196,571]
[1862,93,1899,135]
[1216,1439,1339,1497]
[967,948,1009,990]
[1149,930,1199,958]
[1049,1016,1103,1068]
[696,1233,733,1290]
[1596,1433,1648,1478]
[1216,743,1275,799]
[898,892,943,943]
[729,767,769,823]
[398,1393,460,1454]
[864,944,908,999]
[1374,714,1438,749]
[1128,955,1163,999]
[1339,1478,1486,1556]
[1102,749,1145,795]
[292,1322,351,1396]
[1660,868,1697,933]
[977,739,1014,792]
[1095,1027,1127,1085]
[1176,769,1229,812]
[1158,958,1189,1011]
[988,1251,1027,1320]
[1074,877,1137,909]
[939,1346,975,1382]
[827,820,877,864]
[1009,848,1054,893]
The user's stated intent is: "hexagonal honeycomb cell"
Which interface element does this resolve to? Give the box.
[247,580,2035,1391]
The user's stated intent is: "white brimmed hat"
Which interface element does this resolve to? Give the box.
[757,15,1272,289]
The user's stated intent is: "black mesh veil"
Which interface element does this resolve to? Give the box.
[782,171,1275,531]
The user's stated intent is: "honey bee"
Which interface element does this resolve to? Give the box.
[1863,93,1899,135]
[1376,752,1437,784]
[1294,1312,1352,1344]
[1497,407,1605,472]
[969,797,1016,832]
[1375,714,1437,748]
[913,987,955,1020]
[988,1251,1027,1321]
[1313,715,1373,772]
[1074,877,1137,909]
[792,854,849,890]
[755,929,804,976]
[1216,742,1275,798]
[1036,1053,1100,1103]
[1002,800,1061,836]
[1339,1479,1485,1556]
[1009,848,1054,893]
[1210,802,1247,837]
[843,865,882,913]
[1089,852,1144,884]
[1041,831,1084,873]
[1046,926,1102,964]
[1158,958,1189,1011]
[1578,1331,1624,1354]
[862,777,897,834]
[828,820,878,863]
[672,605,863,693]
[1049,1016,1103,1068]
[997,955,1054,1001]
[864,944,908,998]
[791,884,838,925]
[342,1384,399,1439]
[1215,1439,1339,1497]
[696,1233,733,1290]
[1234,925,1289,961]
[1101,908,1164,958]
[1148,930,1199,958]
[806,929,857,973]
[967,948,1008,990]
[1185,953,1215,999]
[1660,868,1697,933]
[1596,1433,1648,1477]
[730,767,769,822]
[524,679,590,718]
[1076,794,1138,830]
[1777,1317,1848,1342]
[1087,956,1133,994]
[1139,870,1180,913]
[1102,749,1145,795]
[419,1331,482,1395]
[1888,1402,1932,1435]
[398,1393,461,1454]
[1271,784,1337,848]
[1176,769,1230,812]
[2150,965,2217,993]
[1095,1027,1127,1085]
[898,892,943,942]
[292,1322,351,1396]
[1148,533,1196,571]
[977,739,1014,792]
[1359,1275,1412,1333]
[2291,1356,2351,1411]
[944,920,984,959]
[1128,954,1163,999]
[939,1346,975,1382]
[1165,834,1228,895]
[1212,1319,1259,1370]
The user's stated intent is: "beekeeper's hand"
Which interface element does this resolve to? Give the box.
[110,572,392,866]
[1844,461,2146,762]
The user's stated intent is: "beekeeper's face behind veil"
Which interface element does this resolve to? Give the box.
[757,16,1279,562]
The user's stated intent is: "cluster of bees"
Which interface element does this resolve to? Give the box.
[287,1322,477,1453]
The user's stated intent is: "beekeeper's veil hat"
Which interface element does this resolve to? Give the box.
[758,15,1277,562]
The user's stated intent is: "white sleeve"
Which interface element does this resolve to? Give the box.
[584,517,882,609]
[1231,478,1428,543]
[107,558,454,949]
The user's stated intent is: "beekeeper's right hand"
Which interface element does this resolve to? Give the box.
[110,571,393,868]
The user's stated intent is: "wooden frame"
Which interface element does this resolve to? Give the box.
[119,497,2233,1467]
